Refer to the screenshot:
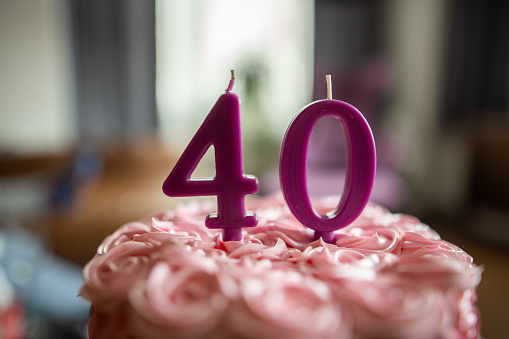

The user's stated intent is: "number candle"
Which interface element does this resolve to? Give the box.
[163,71,259,242]
[279,75,376,244]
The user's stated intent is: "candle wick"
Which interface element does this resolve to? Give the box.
[326,75,332,100]
[226,70,235,93]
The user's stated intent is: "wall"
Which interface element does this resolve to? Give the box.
[0,0,75,155]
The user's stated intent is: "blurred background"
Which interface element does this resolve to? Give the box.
[0,0,508,338]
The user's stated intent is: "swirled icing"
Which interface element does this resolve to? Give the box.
[81,195,482,339]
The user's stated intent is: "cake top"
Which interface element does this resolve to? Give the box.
[81,195,482,339]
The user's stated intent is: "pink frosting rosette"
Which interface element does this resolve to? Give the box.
[457,289,481,339]
[389,213,442,240]
[400,231,472,262]
[394,233,482,289]
[81,241,156,304]
[275,244,395,286]
[338,277,446,339]
[151,214,221,244]
[304,245,398,282]
[243,195,315,250]
[350,202,441,241]
[438,289,481,339]
[335,225,402,254]
[229,270,352,339]
[223,238,289,260]
[244,223,313,251]
[128,243,233,339]
[133,227,220,255]
[97,221,151,254]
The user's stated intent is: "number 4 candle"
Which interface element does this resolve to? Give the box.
[163,71,259,242]
[279,75,376,244]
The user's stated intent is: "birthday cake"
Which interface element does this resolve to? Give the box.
[81,195,482,339]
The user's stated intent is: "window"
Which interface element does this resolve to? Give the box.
[156,0,315,177]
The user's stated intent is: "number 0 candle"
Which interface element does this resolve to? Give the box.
[279,75,376,244]
[163,71,259,242]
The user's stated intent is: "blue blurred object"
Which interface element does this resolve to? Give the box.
[49,144,103,212]
[0,229,90,321]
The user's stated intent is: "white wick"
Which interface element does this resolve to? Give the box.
[326,75,332,100]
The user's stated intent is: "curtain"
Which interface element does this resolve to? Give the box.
[442,0,509,125]
[70,0,157,141]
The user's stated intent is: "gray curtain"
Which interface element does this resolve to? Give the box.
[70,0,157,141]
[442,0,509,125]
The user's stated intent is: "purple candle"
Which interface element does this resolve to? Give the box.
[163,71,259,241]
[279,75,376,244]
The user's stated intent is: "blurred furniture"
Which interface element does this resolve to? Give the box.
[48,139,177,266]
[466,120,509,245]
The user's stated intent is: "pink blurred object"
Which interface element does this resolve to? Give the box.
[0,270,24,339]
[0,302,24,339]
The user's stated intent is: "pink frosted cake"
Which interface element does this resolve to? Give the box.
[81,195,482,339]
